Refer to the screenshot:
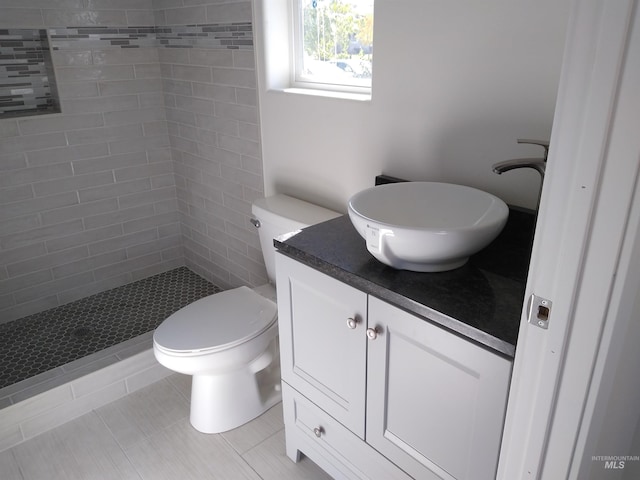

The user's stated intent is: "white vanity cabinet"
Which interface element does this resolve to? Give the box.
[276,253,513,480]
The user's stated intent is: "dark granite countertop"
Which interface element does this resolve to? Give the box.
[275,207,535,358]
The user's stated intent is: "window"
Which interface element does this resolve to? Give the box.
[292,0,374,95]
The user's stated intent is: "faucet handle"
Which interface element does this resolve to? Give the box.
[517,139,550,160]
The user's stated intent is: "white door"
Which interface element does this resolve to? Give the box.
[498,1,640,478]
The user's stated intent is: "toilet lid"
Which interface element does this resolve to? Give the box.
[153,286,277,354]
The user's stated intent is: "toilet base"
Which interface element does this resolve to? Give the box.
[189,343,282,434]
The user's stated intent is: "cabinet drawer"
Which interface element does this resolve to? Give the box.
[282,382,410,480]
[276,253,367,437]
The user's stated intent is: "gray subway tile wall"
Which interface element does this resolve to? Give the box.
[0,0,266,323]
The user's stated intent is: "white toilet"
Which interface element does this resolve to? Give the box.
[153,194,340,434]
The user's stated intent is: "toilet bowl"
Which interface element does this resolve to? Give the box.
[153,194,340,433]
[154,286,279,433]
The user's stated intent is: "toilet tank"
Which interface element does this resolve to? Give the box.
[252,194,341,283]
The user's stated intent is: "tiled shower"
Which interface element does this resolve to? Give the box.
[0,0,267,326]
[0,0,268,406]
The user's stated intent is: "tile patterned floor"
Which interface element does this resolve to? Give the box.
[0,268,221,390]
[0,374,332,480]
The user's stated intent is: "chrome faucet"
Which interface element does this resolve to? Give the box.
[492,139,549,181]
[492,157,546,177]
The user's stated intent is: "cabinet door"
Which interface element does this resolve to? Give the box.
[276,253,367,437]
[366,296,513,480]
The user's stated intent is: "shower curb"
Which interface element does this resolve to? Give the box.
[0,347,171,453]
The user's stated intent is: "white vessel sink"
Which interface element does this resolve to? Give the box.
[348,182,509,272]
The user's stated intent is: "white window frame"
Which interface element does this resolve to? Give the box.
[289,0,373,97]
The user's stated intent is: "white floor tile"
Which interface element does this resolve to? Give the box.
[12,412,140,480]
[222,403,284,454]
[0,424,24,454]
[242,430,333,480]
[96,378,189,449]
[164,372,191,401]
[0,449,24,480]
[125,420,261,480]
[2,375,335,480]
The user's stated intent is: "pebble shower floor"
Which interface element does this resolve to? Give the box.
[0,267,221,390]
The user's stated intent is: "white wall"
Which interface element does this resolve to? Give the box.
[255,0,571,212]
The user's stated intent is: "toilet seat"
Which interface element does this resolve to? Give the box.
[153,286,277,355]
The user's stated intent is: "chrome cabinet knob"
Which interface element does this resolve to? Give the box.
[313,426,324,438]
[366,327,379,340]
[346,317,358,329]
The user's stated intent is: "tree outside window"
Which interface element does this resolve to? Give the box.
[298,0,374,88]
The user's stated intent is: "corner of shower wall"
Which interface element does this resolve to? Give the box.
[157,1,269,291]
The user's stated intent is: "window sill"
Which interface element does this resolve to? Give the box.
[279,87,371,102]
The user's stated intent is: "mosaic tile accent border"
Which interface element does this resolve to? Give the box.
[157,23,253,49]
[49,26,158,50]
[0,28,60,118]
[49,23,253,50]
[0,267,221,390]
[1,22,253,117]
